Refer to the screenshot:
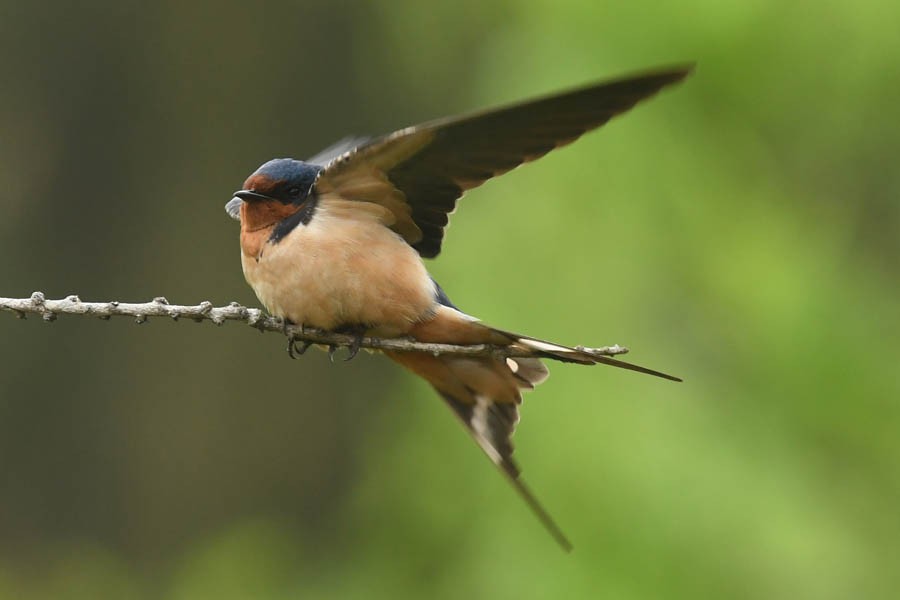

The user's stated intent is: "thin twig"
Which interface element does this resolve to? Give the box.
[0,292,630,360]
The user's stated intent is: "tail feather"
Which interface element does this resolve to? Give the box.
[586,353,683,382]
[384,305,680,550]
[386,348,571,550]
[436,388,573,552]
[495,328,683,382]
[507,357,550,388]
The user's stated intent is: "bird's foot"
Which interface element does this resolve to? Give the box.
[283,320,311,359]
[344,333,364,362]
[332,324,368,362]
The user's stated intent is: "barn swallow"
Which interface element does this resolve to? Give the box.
[226,65,691,550]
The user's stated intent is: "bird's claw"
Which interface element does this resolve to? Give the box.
[288,338,312,359]
[283,320,310,359]
[326,326,366,362]
[343,332,364,361]
[283,321,365,362]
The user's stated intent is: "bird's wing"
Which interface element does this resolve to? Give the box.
[307,135,371,166]
[313,65,692,258]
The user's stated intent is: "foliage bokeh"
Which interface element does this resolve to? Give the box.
[1,1,898,598]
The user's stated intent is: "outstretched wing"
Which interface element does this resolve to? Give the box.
[307,135,371,166]
[314,65,692,257]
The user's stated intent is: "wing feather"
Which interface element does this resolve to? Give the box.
[314,65,692,257]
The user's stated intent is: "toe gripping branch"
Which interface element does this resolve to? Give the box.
[283,320,365,362]
[284,320,313,359]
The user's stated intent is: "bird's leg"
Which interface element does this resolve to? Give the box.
[283,319,311,359]
[331,324,368,362]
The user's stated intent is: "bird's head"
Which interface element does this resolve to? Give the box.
[226,158,322,222]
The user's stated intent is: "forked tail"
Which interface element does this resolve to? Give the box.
[385,305,681,550]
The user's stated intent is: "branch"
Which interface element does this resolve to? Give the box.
[0,292,630,360]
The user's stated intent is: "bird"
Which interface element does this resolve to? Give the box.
[225,65,691,551]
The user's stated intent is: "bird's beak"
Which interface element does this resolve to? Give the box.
[233,190,276,202]
[226,190,277,221]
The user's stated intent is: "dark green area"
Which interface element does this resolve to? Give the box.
[1,1,897,598]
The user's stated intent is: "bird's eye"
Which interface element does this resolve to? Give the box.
[288,186,301,198]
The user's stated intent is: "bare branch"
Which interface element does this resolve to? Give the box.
[0,292,630,360]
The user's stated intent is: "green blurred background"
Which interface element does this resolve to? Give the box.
[1,1,898,598]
